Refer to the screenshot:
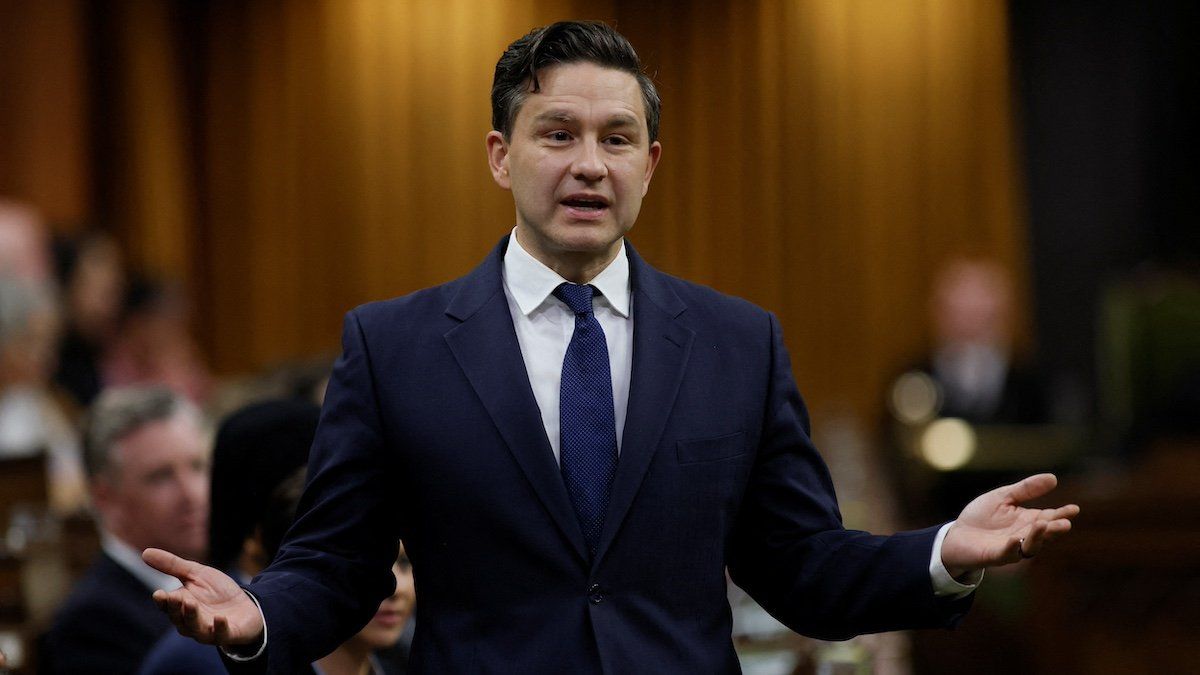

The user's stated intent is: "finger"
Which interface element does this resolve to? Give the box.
[1006,473,1057,504]
[157,590,188,629]
[214,614,231,645]
[1041,504,1080,521]
[1040,518,1073,542]
[185,598,220,644]
[1021,520,1051,557]
[143,547,200,581]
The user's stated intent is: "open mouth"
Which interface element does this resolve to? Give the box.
[561,195,610,211]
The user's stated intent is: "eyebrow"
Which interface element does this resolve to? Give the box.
[531,110,642,133]
[532,110,576,125]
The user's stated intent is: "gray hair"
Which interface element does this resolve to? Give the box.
[83,386,200,479]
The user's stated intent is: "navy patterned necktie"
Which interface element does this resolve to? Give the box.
[553,282,618,556]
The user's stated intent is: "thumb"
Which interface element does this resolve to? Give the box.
[143,547,199,581]
[1005,473,1058,504]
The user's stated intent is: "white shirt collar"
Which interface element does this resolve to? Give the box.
[100,530,183,592]
[503,227,631,318]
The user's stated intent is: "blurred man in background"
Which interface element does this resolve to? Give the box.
[924,257,1046,425]
[42,386,209,674]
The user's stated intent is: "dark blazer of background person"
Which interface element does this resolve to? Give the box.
[235,237,972,673]
[42,552,174,674]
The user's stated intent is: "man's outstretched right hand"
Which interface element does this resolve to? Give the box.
[143,548,264,646]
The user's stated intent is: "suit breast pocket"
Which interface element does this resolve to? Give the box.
[675,431,748,464]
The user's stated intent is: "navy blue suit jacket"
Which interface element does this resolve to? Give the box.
[241,237,970,673]
[43,552,173,674]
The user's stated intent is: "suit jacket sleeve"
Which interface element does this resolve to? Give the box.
[727,313,971,640]
[233,310,404,673]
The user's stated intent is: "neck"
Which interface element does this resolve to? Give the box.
[513,227,620,284]
[315,641,371,675]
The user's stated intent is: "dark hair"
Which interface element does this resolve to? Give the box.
[491,21,661,143]
[207,399,319,570]
[260,466,307,562]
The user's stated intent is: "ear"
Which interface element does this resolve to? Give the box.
[486,131,511,189]
[642,141,663,196]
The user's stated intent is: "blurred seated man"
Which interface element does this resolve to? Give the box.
[921,257,1047,425]
[0,275,87,513]
[42,386,209,674]
[139,400,413,675]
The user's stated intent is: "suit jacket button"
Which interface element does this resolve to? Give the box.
[588,584,603,604]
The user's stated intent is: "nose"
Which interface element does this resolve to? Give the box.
[180,464,209,509]
[571,138,607,182]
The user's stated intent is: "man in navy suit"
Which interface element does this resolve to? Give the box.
[145,21,1078,673]
[44,386,209,673]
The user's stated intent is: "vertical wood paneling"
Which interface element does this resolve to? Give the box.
[616,0,1029,422]
[0,0,90,224]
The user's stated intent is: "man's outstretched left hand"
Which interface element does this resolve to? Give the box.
[940,473,1080,578]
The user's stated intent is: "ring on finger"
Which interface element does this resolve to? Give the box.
[1018,537,1035,559]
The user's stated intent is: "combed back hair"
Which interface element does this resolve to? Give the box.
[491,21,661,143]
[83,386,197,478]
[0,276,58,346]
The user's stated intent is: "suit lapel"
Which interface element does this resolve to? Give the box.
[443,237,590,563]
[594,245,694,565]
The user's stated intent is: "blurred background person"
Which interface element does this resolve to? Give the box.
[41,386,209,674]
[103,277,213,406]
[51,229,127,410]
[922,257,1046,426]
[0,275,86,514]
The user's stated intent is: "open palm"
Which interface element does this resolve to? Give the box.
[143,548,264,646]
[940,473,1080,577]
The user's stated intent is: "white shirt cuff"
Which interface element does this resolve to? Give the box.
[930,522,984,599]
[219,590,268,662]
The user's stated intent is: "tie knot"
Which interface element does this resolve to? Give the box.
[554,283,596,315]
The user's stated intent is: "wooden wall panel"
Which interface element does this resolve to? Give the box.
[0,0,90,225]
[196,0,617,372]
[617,0,1030,423]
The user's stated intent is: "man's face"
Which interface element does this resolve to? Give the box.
[94,412,210,560]
[487,62,662,274]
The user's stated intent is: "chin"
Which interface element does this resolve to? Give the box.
[550,226,624,253]
[361,624,406,650]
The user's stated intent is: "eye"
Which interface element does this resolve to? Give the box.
[605,135,631,146]
[547,131,572,142]
[145,468,173,486]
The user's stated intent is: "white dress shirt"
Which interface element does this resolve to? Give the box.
[101,531,182,592]
[502,229,633,462]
